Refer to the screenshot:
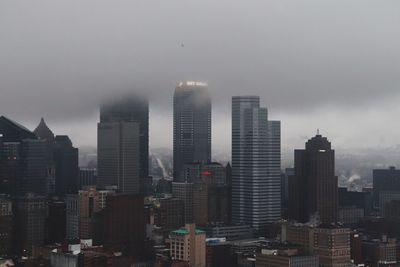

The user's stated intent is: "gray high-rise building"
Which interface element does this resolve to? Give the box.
[173,81,211,181]
[100,96,149,179]
[54,135,79,196]
[97,121,140,194]
[231,96,281,232]
[0,116,48,196]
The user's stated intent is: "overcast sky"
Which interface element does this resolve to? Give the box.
[1,0,400,155]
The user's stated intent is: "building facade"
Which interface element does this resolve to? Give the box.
[15,194,47,255]
[100,96,149,182]
[373,166,400,206]
[289,134,338,224]
[231,96,281,232]
[313,225,351,267]
[97,121,140,194]
[0,195,12,257]
[169,224,206,267]
[93,194,145,260]
[53,135,79,196]
[173,81,211,182]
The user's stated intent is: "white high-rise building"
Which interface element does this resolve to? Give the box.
[231,96,281,233]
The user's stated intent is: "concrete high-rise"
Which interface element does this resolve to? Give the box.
[173,81,211,181]
[288,134,338,224]
[100,96,149,180]
[231,96,281,232]
[97,121,140,194]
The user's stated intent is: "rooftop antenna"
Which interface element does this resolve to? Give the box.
[317,128,320,135]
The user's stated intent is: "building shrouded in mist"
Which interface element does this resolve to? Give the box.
[100,95,149,180]
[173,81,211,182]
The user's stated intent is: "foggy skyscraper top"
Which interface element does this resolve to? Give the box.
[100,95,149,179]
[173,81,211,182]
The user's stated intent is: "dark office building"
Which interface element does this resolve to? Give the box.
[93,194,145,260]
[19,139,48,196]
[208,186,230,224]
[153,197,184,234]
[97,121,140,194]
[100,95,149,181]
[0,116,37,142]
[373,166,400,206]
[181,162,226,185]
[0,116,44,196]
[15,194,47,255]
[386,200,400,221]
[156,178,172,194]
[282,168,294,217]
[288,134,338,224]
[53,135,79,196]
[173,81,211,182]
[0,140,20,196]
[78,168,97,189]
[33,118,56,195]
[0,195,13,257]
[338,187,373,215]
[206,241,233,267]
[46,200,66,244]
[180,162,230,224]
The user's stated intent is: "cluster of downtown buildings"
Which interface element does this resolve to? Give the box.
[1,81,400,267]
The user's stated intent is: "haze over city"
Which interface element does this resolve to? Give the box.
[1,0,400,154]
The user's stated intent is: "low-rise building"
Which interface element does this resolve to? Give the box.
[313,225,352,267]
[169,224,206,267]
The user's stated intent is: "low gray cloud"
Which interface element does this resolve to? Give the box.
[1,0,400,151]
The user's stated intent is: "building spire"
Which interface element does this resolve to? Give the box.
[34,117,55,143]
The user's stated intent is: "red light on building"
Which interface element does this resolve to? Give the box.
[201,170,212,176]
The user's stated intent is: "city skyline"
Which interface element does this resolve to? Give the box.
[1,0,400,153]
[2,1,400,266]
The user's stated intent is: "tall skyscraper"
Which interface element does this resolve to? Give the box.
[34,118,56,195]
[173,81,211,181]
[19,139,48,196]
[100,96,149,179]
[97,121,140,194]
[0,116,47,196]
[53,135,79,196]
[231,96,281,232]
[288,134,338,224]
[34,118,79,197]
